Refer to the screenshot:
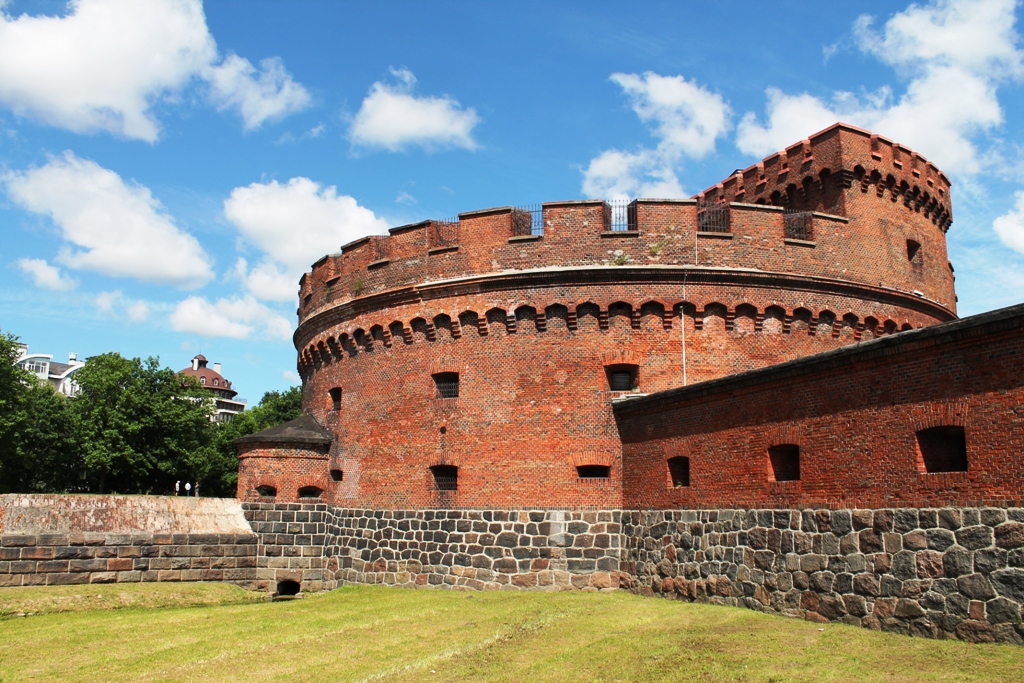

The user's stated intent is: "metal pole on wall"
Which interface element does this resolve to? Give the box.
[681,275,687,387]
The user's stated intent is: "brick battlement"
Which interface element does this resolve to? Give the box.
[298,124,956,338]
[698,122,952,231]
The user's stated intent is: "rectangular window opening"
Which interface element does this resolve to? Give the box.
[576,464,610,479]
[606,199,638,232]
[784,209,813,241]
[606,365,638,392]
[917,425,967,473]
[329,387,342,411]
[433,372,459,399]
[431,465,458,491]
[769,444,801,482]
[668,456,690,487]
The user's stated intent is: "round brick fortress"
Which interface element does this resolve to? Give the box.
[240,123,958,509]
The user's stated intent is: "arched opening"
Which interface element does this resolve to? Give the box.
[431,465,458,491]
[330,469,343,482]
[433,314,454,341]
[667,456,690,487]
[276,579,300,596]
[458,310,480,336]
[485,308,508,336]
[255,485,277,498]
[514,306,537,333]
[917,426,967,473]
[297,486,323,500]
[576,465,611,479]
[544,304,569,332]
[768,444,801,482]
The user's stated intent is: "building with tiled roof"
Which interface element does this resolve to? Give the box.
[16,343,84,396]
[178,354,247,422]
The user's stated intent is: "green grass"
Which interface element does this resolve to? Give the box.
[0,585,1022,682]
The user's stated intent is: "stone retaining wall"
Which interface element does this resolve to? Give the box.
[5,497,1024,646]
[0,532,258,588]
[242,504,627,593]
[624,507,1024,645]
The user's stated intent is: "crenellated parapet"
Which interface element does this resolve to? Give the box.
[297,124,956,339]
[697,122,953,232]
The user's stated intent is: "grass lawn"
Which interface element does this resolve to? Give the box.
[0,584,1022,682]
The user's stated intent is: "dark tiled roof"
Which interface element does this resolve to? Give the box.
[47,362,73,377]
[233,415,332,446]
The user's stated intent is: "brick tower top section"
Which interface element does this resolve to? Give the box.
[696,122,952,226]
[296,123,955,342]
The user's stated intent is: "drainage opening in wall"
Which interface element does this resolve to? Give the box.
[276,579,301,597]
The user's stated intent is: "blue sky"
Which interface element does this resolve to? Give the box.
[2,0,1024,403]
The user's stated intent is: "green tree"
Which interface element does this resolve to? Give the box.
[208,386,303,497]
[73,353,216,494]
[0,331,84,493]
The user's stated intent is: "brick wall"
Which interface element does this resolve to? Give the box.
[236,443,330,504]
[615,303,1024,510]
[0,532,257,588]
[285,123,956,511]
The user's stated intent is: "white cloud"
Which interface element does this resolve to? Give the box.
[94,290,120,316]
[126,300,150,321]
[94,290,151,321]
[396,191,417,205]
[205,55,311,131]
[282,369,301,384]
[994,190,1024,253]
[0,0,308,141]
[224,177,388,301]
[350,68,479,151]
[4,152,213,287]
[736,0,1023,175]
[170,295,293,340]
[16,257,77,291]
[582,72,730,199]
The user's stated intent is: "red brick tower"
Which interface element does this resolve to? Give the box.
[238,123,956,508]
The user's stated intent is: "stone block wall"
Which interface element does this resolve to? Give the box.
[623,507,1024,645]
[242,503,337,593]
[0,532,258,588]
[242,503,627,594]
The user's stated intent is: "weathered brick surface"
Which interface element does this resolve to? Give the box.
[236,443,329,505]
[0,532,257,588]
[616,304,1024,510]
[241,124,958,509]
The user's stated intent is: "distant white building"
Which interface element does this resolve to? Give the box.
[15,343,85,396]
[177,354,247,422]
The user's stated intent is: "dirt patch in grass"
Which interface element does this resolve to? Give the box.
[0,582,266,618]
[0,585,1021,682]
